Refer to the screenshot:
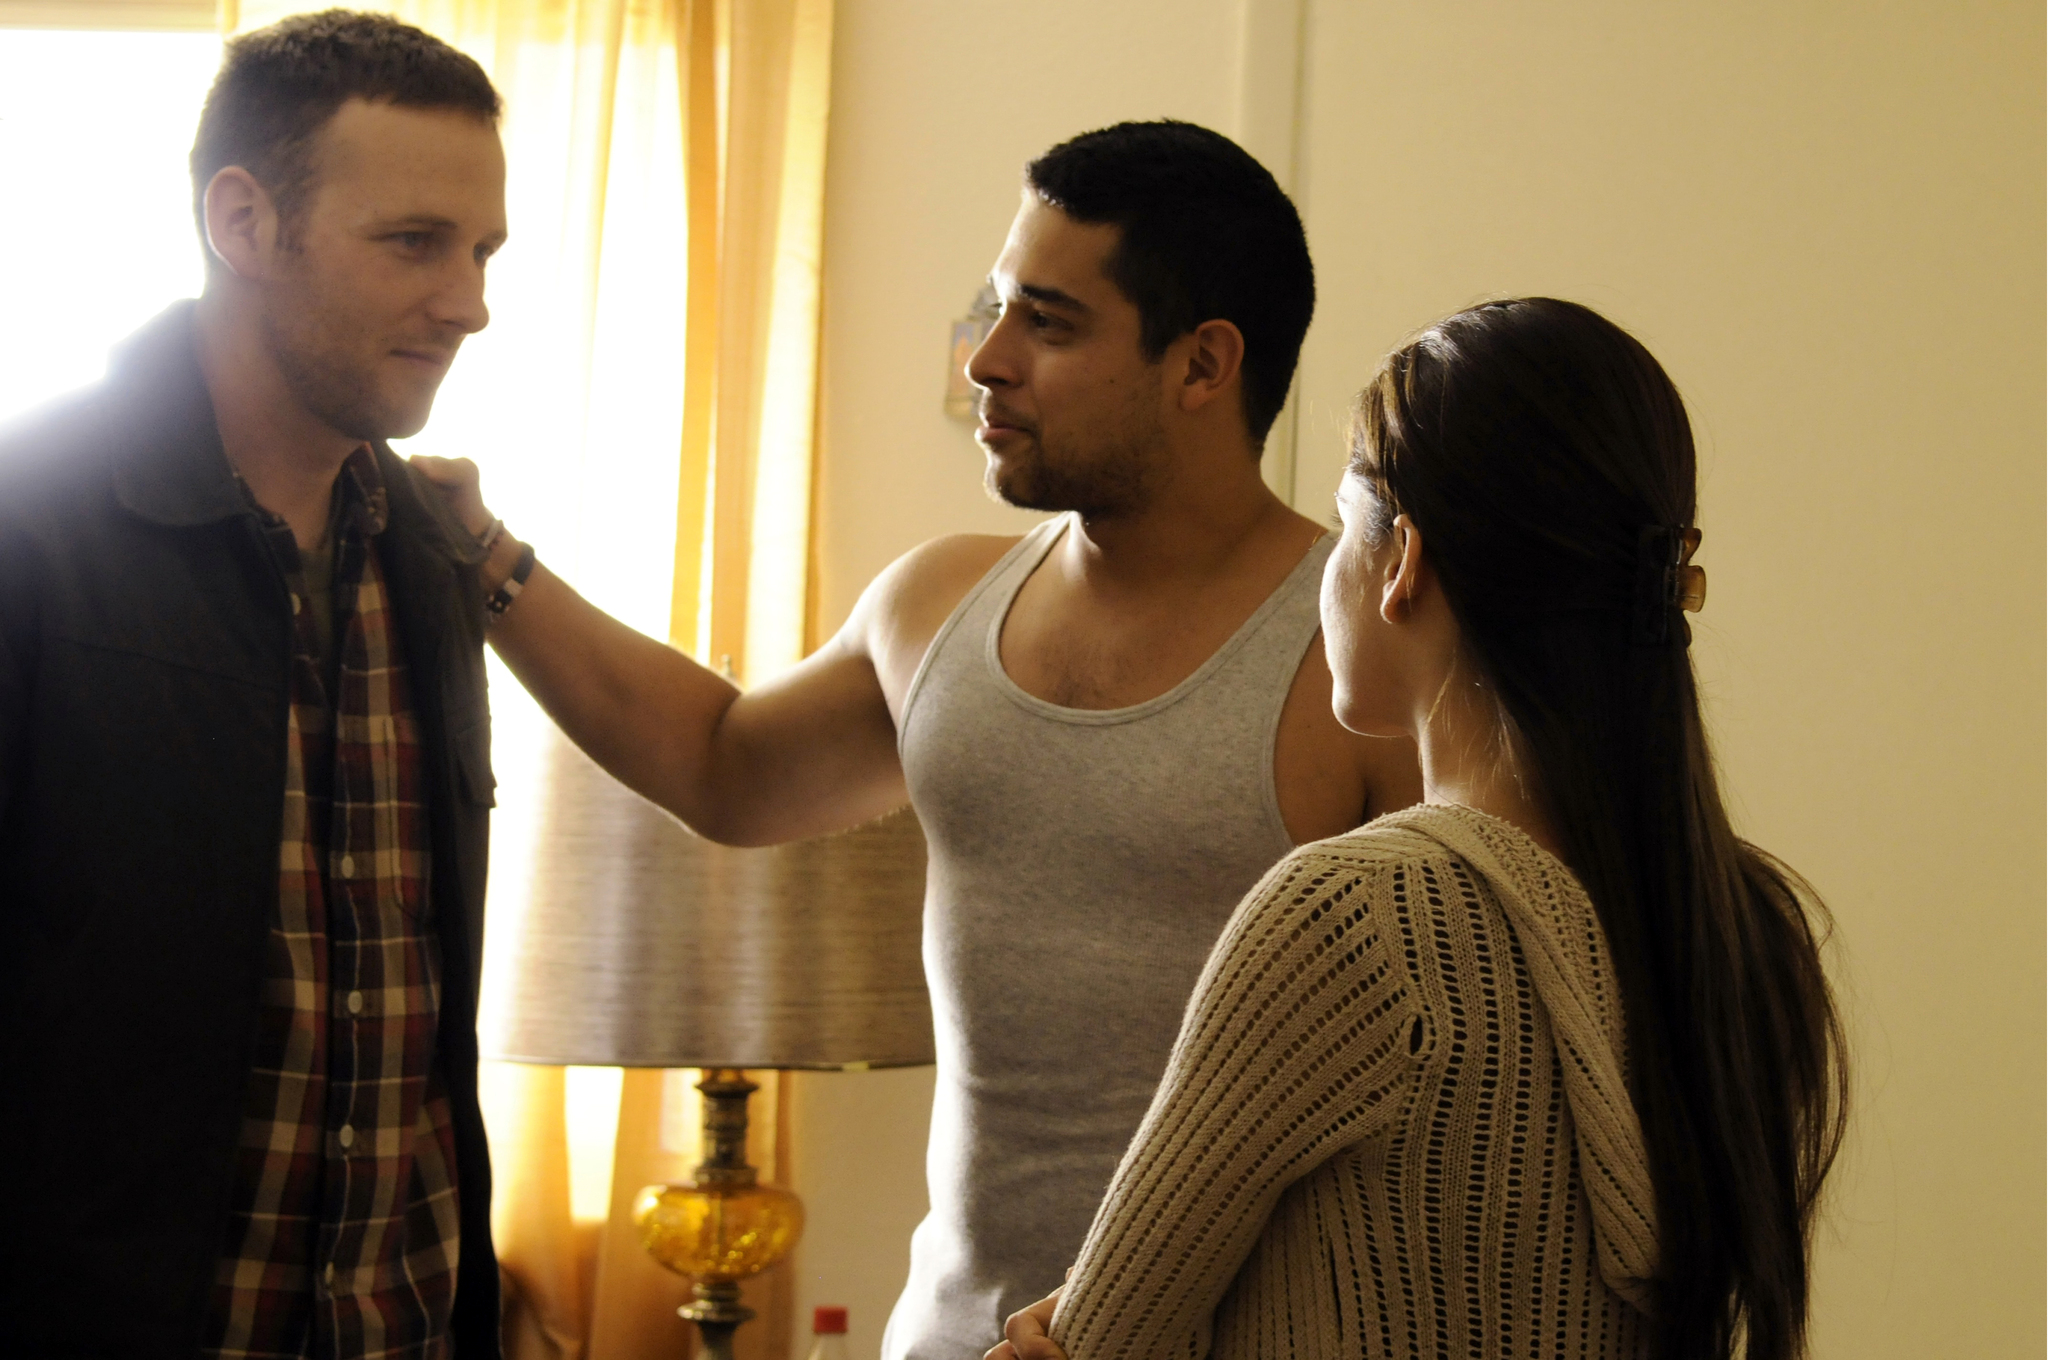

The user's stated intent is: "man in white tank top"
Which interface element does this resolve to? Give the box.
[419,123,1420,1359]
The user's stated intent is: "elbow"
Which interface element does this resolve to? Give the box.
[643,767,775,848]
[680,806,776,848]
[671,705,781,846]
[629,782,754,847]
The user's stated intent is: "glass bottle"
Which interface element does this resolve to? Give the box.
[805,1305,850,1360]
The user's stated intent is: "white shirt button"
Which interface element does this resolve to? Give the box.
[338,1124,356,1150]
[346,990,364,1016]
[339,854,355,878]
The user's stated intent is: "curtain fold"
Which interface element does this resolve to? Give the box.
[221,1,837,1355]
[676,0,833,681]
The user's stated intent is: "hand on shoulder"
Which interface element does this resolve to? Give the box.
[407,454,492,537]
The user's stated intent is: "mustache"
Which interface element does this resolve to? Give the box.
[396,335,465,362]
[978,399,1036,433]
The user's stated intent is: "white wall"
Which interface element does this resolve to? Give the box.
[1289,6,2042,1356]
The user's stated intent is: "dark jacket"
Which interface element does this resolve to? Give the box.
[0,303,501,1358]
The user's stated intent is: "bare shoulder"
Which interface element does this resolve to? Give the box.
[875,531,1019,599]
[845,532,1024,708]
[1275,638,1423,840]
[862,532,1022,641]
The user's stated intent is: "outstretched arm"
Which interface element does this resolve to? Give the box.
[413,454,909,845]
[1048,849,1432,1360]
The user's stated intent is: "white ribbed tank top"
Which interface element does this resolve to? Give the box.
[884,514,1335,1360]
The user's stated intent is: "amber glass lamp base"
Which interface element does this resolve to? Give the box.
[631,1070,805,1360]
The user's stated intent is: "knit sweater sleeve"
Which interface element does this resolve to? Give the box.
[1049,843,1432,1360]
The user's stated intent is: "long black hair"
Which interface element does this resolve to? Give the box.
[1350,298,1848,1360]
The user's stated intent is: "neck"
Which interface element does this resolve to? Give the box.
[1063,433,1311,588]
[1416,678,1568,862]
[193,287,358,551]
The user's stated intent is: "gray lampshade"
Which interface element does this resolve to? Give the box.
[481,731,935,1070]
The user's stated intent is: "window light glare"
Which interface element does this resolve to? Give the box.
[0,30,221,427]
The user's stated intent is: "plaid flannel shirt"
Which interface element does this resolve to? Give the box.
[203,448,462,1360]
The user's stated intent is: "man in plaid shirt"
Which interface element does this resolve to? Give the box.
[0,13,509,1357]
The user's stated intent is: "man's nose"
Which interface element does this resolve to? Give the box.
[434,263,491,335]
[966,314,1018,390]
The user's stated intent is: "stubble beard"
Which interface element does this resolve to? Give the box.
[983,398,1164,520]
[262,258,436,444]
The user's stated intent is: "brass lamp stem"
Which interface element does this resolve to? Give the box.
[634,1068,803,1360]
[692,1068,759,1188]
[675,1069,759,1360]
[678,1280,749,1360]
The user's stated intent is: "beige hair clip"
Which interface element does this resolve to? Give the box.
[1634,524,1706,646]
[1675,527,1707,614]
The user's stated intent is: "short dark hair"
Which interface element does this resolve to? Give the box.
[1025,121,1314,446]
[189,9,502,249]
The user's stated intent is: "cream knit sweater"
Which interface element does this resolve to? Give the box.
[1049,804,1660,1359]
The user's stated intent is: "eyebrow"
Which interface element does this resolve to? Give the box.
[376,214,508,244]
[1010,281,1092,314]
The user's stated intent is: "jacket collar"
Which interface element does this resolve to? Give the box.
[107,299,486,570]
[108,300,247,528]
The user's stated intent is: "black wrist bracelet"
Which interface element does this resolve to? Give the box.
[485,541,537,622]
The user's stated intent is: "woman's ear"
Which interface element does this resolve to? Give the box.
[1378,513,1428,625]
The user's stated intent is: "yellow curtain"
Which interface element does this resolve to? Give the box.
[222,1,836,1356]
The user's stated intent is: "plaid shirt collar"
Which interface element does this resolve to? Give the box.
[233,445,392,545]
[335,445,392,538]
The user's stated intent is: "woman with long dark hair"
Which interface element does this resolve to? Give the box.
[987,298,1848,1360]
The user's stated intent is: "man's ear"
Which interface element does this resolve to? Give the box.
[203,166,280,281]
[1173,318,1246,415]
[1379,514,1429,625]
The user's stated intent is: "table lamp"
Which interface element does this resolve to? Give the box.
[482,732,934,1359]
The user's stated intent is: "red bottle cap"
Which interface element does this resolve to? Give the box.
[813,1305,849,1334]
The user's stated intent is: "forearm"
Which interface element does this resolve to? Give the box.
[412,458,812,841]
[485,560,749,834]
[477,534,907,845]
